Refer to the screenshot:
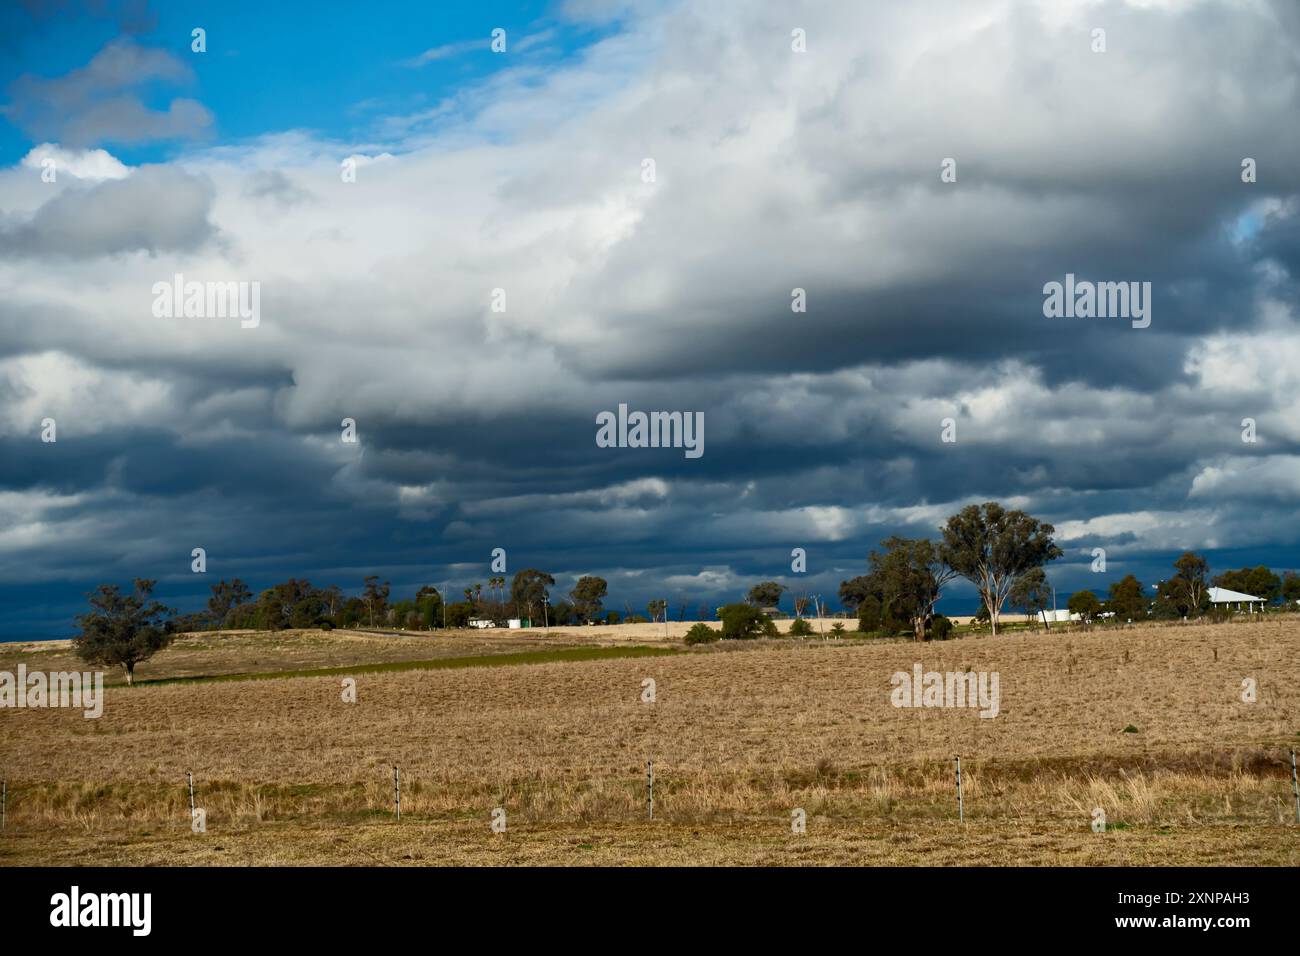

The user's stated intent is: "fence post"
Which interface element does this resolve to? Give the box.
[647,760,654,820]
[394,766,401,821]
[1,780,6,832]
[1291,750,1299,825]
[955,756,964,824]
[187,771,195,819]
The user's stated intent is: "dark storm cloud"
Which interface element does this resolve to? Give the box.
[4,0,1300,637]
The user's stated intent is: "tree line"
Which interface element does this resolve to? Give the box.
[823,504,1298,640]
[1067,560,1300,624]
[180,569,692,633]
[68,499,1300,684]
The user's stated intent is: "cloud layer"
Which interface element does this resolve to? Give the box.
[3,0,1300,636]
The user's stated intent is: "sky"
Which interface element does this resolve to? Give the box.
[1,0,1299,638]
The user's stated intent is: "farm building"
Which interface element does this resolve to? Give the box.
[1207,587,1266,613]
[1037,609,1081,624]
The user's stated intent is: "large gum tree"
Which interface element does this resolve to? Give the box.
[941,502,1063,635]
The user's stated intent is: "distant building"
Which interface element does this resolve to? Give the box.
[1207,587,1265,613]
[1037,609,1080,624]
[468,618,496,629]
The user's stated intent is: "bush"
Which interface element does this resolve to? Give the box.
[684,622,718,645]
[929,614,953,640]
[830,621,846,635]
[788,617,814,637]
[718,603,771,640]
[625,614,649,624]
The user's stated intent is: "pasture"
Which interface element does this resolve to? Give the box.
[1,619,1297,865]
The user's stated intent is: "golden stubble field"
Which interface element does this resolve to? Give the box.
[1,619,1298,865]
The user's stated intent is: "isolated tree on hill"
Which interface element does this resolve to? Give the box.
[362,576,390,627]
[1107,574,1146,621]
[1169,552,1209,618]
[73,579,176,686]
[868,537,957,641]
[207,579,251,629]
[1067,590,1102,622]
[646,598,667,623]
[1009,567,1052,629]
[746,581,786,609]
[940,502,1063,635]
[569,576,608,623]
[511,569,555,622]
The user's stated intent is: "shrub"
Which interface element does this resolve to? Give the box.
[718,603,771,640]
[788,617,814,637]
[684,622,718,645]
[830,621,846,636]
[929,614,953,640]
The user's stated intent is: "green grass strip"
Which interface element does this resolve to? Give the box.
[135,644,679,687]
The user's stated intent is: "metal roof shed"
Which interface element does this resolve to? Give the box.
[1207,587,1266,612]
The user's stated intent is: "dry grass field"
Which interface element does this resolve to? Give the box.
[1,618,1298,865]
